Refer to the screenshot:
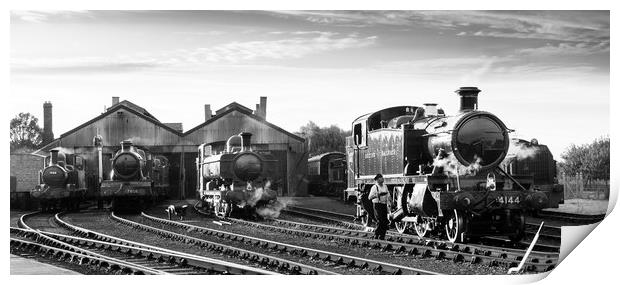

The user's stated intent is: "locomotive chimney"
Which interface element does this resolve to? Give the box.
[455,87,481,112]
[423,103,438,116]
[112,96,120,106]
[50,149,59,165]
[239,132,252,151]
[204,104,212,121]
[121,140,133,151]
[42,101,54,145]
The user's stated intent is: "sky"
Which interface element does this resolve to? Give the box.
[9,10,610,158]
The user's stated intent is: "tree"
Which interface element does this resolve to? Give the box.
[559,136,610,181]
[297,121,349,156]
[10,112,43,152]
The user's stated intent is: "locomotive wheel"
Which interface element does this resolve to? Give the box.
[445,210,467,243]
[414,217,430,238]
[394,221,409,234]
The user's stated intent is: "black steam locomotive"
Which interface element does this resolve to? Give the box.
[31,149,87,211]
[100,140,170,211]
[503,138,564,209]
[307,152,347,197]
[196,132,278,218]
[345,87,563,243]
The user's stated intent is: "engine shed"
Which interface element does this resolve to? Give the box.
[31,97,307,200]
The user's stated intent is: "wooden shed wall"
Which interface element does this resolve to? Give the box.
[59,111,183,148]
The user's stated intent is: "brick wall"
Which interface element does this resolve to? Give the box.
[10,153,45,193]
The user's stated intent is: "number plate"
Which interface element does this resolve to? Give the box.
[495,195,521,205]
[126,189,139,194]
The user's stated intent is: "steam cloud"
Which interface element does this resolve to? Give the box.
[432,153,482,177]
[242,181,292,219]
[500,139,540,169]
[506,140,540,160]
[256,197,294,219]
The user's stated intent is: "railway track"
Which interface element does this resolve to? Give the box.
[157,208,439,275]
[282,206,560,269]
[13,211,273,275]
[535,210,606,224]
[110,212,336,275]
[232,215,556,273]
[284,206,561,250]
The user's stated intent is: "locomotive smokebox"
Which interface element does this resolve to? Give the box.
[456,87,481,112]
[239,132,252,151]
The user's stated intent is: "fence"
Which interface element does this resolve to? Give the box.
[559,175,609,200]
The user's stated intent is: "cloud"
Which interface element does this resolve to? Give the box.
[11,58,161,74]
[174,31,227,36]
[517,41,610,56]
[373,56,601,81]
[11,33,377,74]
[11,10,91,23]
[269,11,609,43]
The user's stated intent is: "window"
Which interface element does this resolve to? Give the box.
[353,123,366,146]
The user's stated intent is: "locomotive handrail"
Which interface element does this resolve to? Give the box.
[494,166,528,192]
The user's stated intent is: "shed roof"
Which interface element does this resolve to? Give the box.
[184,102,304,142]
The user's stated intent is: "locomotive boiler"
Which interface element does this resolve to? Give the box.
[100,140,169,211]
[196,132,278,218]
[31,149,87,211]
[345,87,562,243]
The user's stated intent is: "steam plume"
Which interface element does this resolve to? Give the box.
[432,153,482,177]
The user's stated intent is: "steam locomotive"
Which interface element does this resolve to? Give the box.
[196,132,279,218]
[307,152,347,197]
[345,87,563,243]
[503,138,564,208]
[31,149,87,211]
[100,140,170,211]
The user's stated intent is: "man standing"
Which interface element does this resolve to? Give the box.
[368,174,392,239]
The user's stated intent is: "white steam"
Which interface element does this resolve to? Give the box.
[240,181,293,219]
[432,153,482,177]
[506,140,540,160]
[244,181,271,207]
[500,139,540,170]
[256,197,294,219]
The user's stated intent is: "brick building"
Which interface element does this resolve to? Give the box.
[10,153,45,209]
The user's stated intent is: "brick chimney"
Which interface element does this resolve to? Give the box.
[254,104,262,118]
[204,104,212,121]
[260,96,267,120]
[42,101,54,144]
[112,96,120,106]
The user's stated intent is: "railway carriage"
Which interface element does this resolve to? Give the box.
[100,140,170,211]
[345,87,563,243]
[196,132,279,218]
[31,149,87,211]
[307,152,347,197]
